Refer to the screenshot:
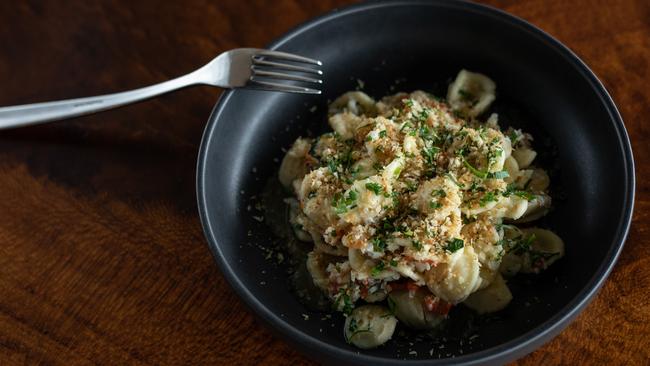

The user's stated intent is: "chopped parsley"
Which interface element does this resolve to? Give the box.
[509,233,536,255]
[479,191,498,207]
[487,147,504,168]
[455,146,470,157]
[372,237,386,252]
[400,121,414,133]
[391,191,400,207]
[464,160,509,181]
[378,217,396,235]
[371,261,385,276]
[419,125,436,141]
[502,183,535,201]
[332,189,359,214]
[335,289,354,315]
[365,182,383,195]
[445,238,464,253]
[405,181,418,192]
[429,201,442,209]
[412,240,423,251]
[326,149,354,174]
[417,108,430,122]
[327,159,339,174]
[379,130,387,138]
[422,146,440,167]
[509,130,520,144]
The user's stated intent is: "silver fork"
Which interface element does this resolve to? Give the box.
[0,48,323,129]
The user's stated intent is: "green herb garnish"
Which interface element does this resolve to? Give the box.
[488,170,509,179]
[332,189,359,214]
[412,240,423,251]
[445,238,464,253]
[479,191,498,207]
[502,183,535,201]
[365,182,383,195]
[372,237,386,252]
[463,159,488,179]
[371,261,385,277]
[422,146,440,166]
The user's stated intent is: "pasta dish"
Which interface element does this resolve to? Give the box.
[278,70,564,349]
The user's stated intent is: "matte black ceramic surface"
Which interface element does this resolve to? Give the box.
[196,1,634,364]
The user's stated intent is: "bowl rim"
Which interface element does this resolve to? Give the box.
[196,0,635,364]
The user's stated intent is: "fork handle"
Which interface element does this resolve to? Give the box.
[0,70,204,129]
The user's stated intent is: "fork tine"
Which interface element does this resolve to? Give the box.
[252,59,323,75]
[254,50,322,66]
[252,69,322,84]
[248,80,321,94]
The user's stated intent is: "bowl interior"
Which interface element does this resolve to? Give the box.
[198,1,632,364]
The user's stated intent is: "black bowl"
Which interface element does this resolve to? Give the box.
[196,0,634,364]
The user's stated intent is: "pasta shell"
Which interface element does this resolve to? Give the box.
[512,194,551,223]
[306,251,332,291]
[413,176,462,219]
[279,138,312,188]
[463,274,512,314]
[344,305,397,349]
[351,157,378,180]
[388,288,445,330]
[499,251,523,277]
[528,168,550,192]
[519,228,565,272]
[329,91,377,116]
[349,248,376,272]
[287,198,313,242]
[503,156,519,184]
[512,147,537,169]
[425,246,481,304]
[447,69,496,117]
[328,112,363,140]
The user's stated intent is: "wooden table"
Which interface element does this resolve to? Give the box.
[0,1,647,364]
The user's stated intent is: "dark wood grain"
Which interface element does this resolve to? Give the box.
[0,1,647,365]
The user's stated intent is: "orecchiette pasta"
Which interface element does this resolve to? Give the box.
[280,70,563,348]
[463,274,513,314]
[388,288,446,330]
[344,305,397,349]
[447,69,496,117]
